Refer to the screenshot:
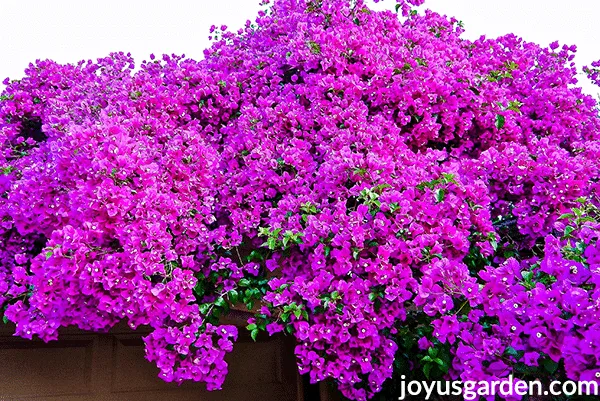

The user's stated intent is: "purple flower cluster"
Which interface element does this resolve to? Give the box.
[446,208,600,397]
[1,0,600,399]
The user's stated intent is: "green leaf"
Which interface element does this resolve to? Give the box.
[433,358,445,366]
[507,100,523,113]
[441,173,456,184]
[199,303,211,315]
[246,250,264,262]
[2,315,8,324]
[307,41,321,54]
[521,271,533,282]
[504,346,519,358]
[558,213,574,220]
[495,114,506,130]
[353,167,367,176]
[228,289,239,304]
[373,183,391,193]
[251,328,259,341]
[542,357,558,374]
[214,297,227,309]
[301,202,318,214]
[0,166,14,175]
[564,226,575,237]
[193,281,205,297]
[423,363,433,380]
[45,250,53,260]
[246,323,257,331]
[434,188,445,203]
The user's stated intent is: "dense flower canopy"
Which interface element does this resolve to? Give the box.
[2,0,600,399]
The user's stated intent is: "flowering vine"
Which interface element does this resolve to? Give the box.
[1,0,600,399]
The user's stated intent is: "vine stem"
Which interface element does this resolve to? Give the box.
[453,300,469,316]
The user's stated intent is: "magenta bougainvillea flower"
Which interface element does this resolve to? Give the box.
[2,0,600,399]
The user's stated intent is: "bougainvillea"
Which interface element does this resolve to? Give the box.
[1,0,600,399]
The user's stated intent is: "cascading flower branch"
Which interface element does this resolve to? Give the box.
[1,0,600,399]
